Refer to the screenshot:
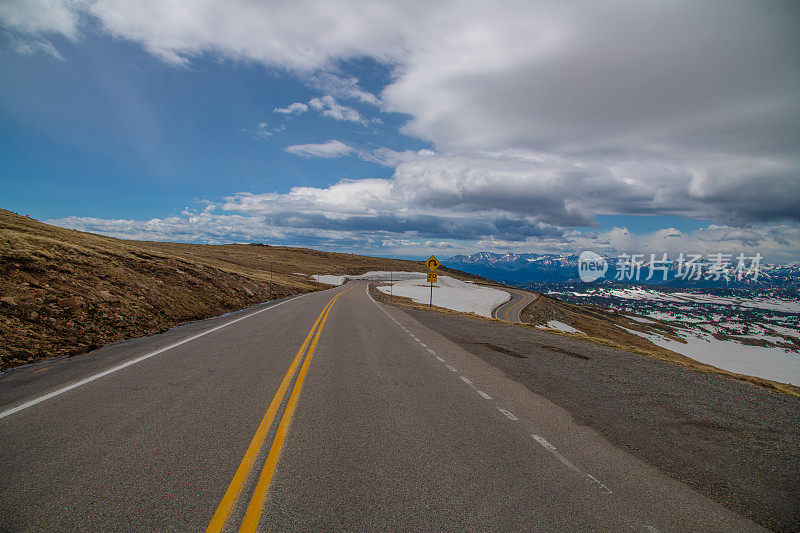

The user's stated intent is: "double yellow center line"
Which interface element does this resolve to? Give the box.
[504,293,526,322]
[207,284,355,533]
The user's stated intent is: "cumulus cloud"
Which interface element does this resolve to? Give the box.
[284,139,355,159]
[47,211,800,263]
[6,0,796,226]
[6,0,800,256]
[471,224,800,264]
[274,102,308,114]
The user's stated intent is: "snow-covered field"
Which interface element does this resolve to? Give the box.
[568,286,800,313]
[311,274,348,285]
[622,327,800,384]
[376,275,509,317]
[554,285,800,384]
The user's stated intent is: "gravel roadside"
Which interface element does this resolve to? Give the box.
[400,306,800,531]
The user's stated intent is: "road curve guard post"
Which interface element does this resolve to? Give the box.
[426,255,441,308]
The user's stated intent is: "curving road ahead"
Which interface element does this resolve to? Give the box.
[492,287,538,322]
[0,281,759,531]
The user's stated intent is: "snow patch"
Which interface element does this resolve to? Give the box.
[376,275,509,318]
[541,320,583,334]
[621,327,800,384]
[311,275,347,286]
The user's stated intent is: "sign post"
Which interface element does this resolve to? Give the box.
[426,255,441,308]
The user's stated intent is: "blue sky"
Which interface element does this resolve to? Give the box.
[1,37,419,218]
[1,1,798,262]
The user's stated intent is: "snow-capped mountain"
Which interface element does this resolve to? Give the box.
[445,252,800,288]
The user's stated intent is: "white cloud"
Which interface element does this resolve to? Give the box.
[284,139,355,159]
[274,102,308,114]
[0,0,83,40]
[310,73,379,105]
[46,210,800,263]
[253,122,272,138]
[6,0,800,257]
[6,0,796,226]
[12,38,64,60]
[274,96,364,123]
[308,95,363,123]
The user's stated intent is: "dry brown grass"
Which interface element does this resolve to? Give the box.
[0,209,459,369]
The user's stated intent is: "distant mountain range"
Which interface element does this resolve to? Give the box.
[445,252,800,289]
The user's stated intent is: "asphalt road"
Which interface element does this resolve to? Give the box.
[491,287,538,322]
[0,281,761,531]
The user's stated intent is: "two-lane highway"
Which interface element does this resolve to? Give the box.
[492,287,538,323]
[0,281,760,531]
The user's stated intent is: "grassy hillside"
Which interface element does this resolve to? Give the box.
[0,209,439,370]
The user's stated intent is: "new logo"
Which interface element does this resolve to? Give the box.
[578,251,608,282]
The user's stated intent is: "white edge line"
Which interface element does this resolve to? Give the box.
[367,285,501,409]
[367,285,497,403]
[460,376,473,386]
[0,292,312,420]
[531,434,613,494]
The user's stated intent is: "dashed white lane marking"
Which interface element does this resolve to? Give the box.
[445,364,457,372]
[498,408,518,421]
[367,284,611,497]
[0,292,313,420]
[460,376,493,400]
[531,434,613,494]
[366,285,498,406]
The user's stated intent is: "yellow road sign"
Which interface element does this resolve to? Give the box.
[427,273,438,283]
[426,255,441,271]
